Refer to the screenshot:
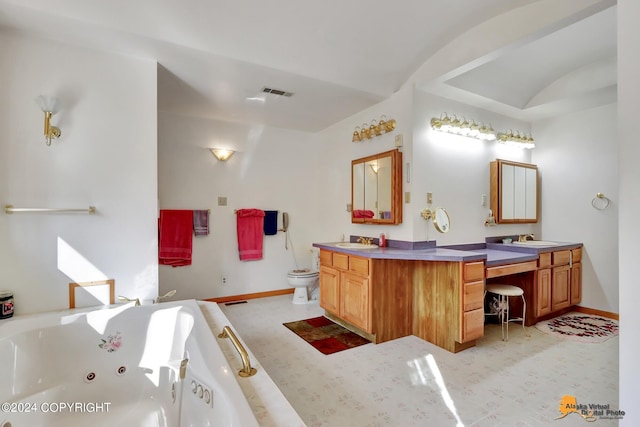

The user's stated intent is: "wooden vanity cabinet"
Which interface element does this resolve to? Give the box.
[413,260,485,353]
[319,249,415,344]
[534,248,582,320]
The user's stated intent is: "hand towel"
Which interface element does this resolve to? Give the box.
[193,210,209,236]
[353,209,375,218]
[159,210,193,267]
[263,210,279,235]
[236,209,265,261]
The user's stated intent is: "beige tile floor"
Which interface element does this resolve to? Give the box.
[220,295,619,427]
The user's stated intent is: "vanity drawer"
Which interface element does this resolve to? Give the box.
[333,253,349,270]
[463,281,484,311]
[320,250,333,267]
[572,247,582,263]
[464,262,484,282]
[349,256,370,276]
[552,250,571,266]
[461,308,485,343]
[538,253,551,268]
[486,260,537,278]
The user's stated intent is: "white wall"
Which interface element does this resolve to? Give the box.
[532,104,618,313]
[618,1,640,424]
[0,33,158,314]
[313,85,415,244]
[157,112,320,299]
[412,91,537,244]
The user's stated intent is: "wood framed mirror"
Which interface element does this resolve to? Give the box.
[352,149,403,224]
[490,159,538,223]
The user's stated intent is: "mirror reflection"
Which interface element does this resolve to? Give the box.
[352,149,402,224]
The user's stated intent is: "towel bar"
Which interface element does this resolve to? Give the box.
[4,205,96,214]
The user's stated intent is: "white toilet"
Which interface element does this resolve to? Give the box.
[287,269,319,304]
[287,249,320,304]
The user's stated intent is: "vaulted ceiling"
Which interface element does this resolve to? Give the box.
[0,0,617,131]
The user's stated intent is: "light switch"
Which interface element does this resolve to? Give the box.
[427,192,433,205]
[218,197,227,206]
[405,192,411,203]
[395,134,403,147]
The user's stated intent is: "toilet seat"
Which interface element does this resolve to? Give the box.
[287,269,319,278]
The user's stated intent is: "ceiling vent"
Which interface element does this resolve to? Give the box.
[261,87,294,97]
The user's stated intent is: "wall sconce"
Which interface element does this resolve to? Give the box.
[210,148,235,161]
[351,115,396,142]
[35,95,61,146]
[496,130,535,149]
[430,112,496,141]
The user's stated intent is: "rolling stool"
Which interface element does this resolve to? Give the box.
[485,284,526,341]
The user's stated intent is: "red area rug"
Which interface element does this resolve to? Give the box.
[283,316,370,355]
[534,312,618,343]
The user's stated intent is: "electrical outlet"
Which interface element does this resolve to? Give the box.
[217,197,227,206]
[221,275,228,286]
[405,192,411,203]
[481,194,487,207]
[427,192,433,205]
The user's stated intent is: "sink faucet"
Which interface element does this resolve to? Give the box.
[518,234,535,242]
[357,236,373,245]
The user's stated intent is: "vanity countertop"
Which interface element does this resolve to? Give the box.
[313,242,486,262]
[313,240,583,265]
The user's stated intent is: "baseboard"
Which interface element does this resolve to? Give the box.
[574,305,619,320]
[204,288,294,304]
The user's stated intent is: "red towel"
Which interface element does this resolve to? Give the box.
[236,209,265,261]
[159,210,193,267]
[353,210,375,218]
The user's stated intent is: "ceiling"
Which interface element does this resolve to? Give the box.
[0,0,617,132]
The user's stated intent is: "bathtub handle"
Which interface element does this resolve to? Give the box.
[180,358,189,380]
[217,326,257,377]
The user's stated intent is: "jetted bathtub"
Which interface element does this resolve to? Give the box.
[0,299,261,427]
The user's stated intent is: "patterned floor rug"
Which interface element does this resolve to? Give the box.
[534,312,619,343]
[283,316,370,355]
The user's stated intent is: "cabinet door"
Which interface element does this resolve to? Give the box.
[319,266,340,315]
[536,268,552,317]
[571,262,582,305]
[340,272,370,331]
[551,265,571,311]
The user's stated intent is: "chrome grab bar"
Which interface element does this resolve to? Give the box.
[218,326,257,377]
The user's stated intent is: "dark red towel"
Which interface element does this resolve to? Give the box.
[159,210,193,267]
[353,209,375,218]
[236,209,265,261]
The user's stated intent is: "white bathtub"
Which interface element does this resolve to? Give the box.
[0,299,260,427]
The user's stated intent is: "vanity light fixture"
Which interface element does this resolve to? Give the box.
[35,95,61,146]
[210,148,235,161]
[496,130,535,149]
[431,113,496,141]
[351,115,396,142]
